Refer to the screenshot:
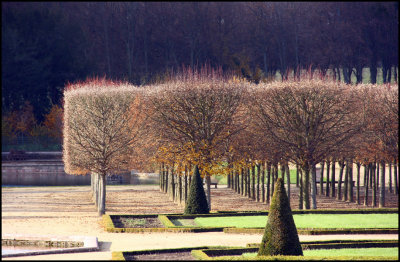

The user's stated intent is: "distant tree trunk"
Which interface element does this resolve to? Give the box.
[364,164,369,206]
[372,163,377,207]
[241,168,244,196]
[256,164,260,202]
[325,161,330,197]
[311,164,317,209]
[184,166,188,204]
[394,159,398,195]
[271,163,277,200]
[370,53,378,84]
[296,164,299,187]
[369,162,373,189]
[261,163,265,203]
[266,162,271,204]
[343,160,349,201]
[178,174,182,205]
[388,162,392,193]
[165,166,169,193]
[252,164,256,200]
[101,4,112,77]
[331,161,336,198]
[337,160,345,200]
[285,163,290,207]
[160,163,164,192]
[343,67,352,84]
[298,168,303,209]
[170,167,175,201]
[376,163,380,189]
[280,163,285,184]
[319,162,325,195]
[356,162,361,205]
[206,175,211,210]
[379,161,385,207]
[348,159,354,203]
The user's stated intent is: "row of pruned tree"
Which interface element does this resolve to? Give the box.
[63,69,398,216]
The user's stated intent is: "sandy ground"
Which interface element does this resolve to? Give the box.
[2,184,398,260]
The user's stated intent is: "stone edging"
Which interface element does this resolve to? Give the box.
[1,234,99,258]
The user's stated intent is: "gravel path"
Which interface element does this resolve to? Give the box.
[2,184,398,260]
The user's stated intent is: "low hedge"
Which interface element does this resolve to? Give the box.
[216,208,397,215]
[158,215,175,227]
[193,246,398,260]
[103,208,398,233]
[111,251,125,260]
[224,227,398,235]
[103,214,227,233]
[247,240,398,249]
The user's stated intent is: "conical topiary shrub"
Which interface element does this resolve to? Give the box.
[184,165,210,214]
[258,178,303,256]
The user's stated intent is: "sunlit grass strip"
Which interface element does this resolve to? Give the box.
[194,214,398,229]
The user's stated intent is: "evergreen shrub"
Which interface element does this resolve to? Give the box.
[184,165,210,214]
[258,178,303,256]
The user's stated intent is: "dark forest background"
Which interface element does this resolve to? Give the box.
[2,2,398,125]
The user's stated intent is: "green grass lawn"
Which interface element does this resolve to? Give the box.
[193,214,398,228]
[242,247,398,258]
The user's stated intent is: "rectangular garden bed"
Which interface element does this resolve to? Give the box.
[103,208,398,234]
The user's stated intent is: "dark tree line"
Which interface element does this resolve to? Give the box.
[2,2,398,122]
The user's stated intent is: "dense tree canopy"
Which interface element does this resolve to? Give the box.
[2,2,398,123]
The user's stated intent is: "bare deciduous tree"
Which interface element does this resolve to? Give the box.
[63,78,147,216]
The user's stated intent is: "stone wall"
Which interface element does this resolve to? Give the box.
[2,160,91,186]
[1,152,156,186]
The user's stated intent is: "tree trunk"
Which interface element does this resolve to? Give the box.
[376,163,380,189]
[337,160,344,200]
[256,164,260,202]
[165,166,169,193]
[241,167,244,196]
[348,159,354,202]
[280,163,285,184]
[101,4,112,77]
[319,162,325,195]
[184,165,188,203]
[388,162,392,193]
[369,162,373,189]
[247,168,251,198]
[252,164,256,200]
[331,161,336,198]
[298,168,303,209]
[379,161,385,207]
[205,175,211,211]
[311,164,317,209]
[296,164,299,188]
[364,164,369,206]
[285,163,290,207]
[261,163,265,203]
[302,163,310,210]
[325,161,330,197]
[178,174,182,205]
[356,162,361,205]
[394,159,398,195]
[372,163,377,207]
[170,167,175,201]
[343,160,349,201]
[95,173,100,210]
[271,164,277,199]
[98,173,106,216]
[370,54,377,84]
[266,162,271,204]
